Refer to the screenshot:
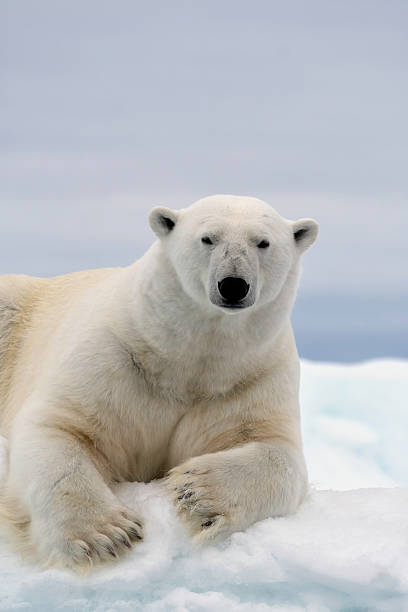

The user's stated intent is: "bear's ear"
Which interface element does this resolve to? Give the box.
[149,206,178,238]
[292,218,319,252]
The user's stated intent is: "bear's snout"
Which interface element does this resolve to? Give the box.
[218,277,250,304]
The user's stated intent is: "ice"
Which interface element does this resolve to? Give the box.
[0,359,407,611]
[301,359,408,490]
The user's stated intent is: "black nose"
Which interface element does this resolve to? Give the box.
[218,277,250,303]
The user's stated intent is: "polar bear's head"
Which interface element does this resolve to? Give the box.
[149,195,318,314]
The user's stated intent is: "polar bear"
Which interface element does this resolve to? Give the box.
[0,195,318,570]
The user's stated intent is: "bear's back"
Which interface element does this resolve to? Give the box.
[0,268,117,431]
[0,275,40,410]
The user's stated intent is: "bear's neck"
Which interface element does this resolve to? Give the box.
[122,245,299,402]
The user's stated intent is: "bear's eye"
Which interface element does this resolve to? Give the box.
[257,240,270,249]
[201,236,213,245]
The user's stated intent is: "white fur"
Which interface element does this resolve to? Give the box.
[0,194,318,570]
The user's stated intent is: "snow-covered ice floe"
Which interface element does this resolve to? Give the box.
[1,359,407,611]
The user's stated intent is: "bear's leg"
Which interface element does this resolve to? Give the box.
[3,410,143,570]
[167,440,308,542]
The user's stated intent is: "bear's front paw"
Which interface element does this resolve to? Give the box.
[166,457,238,543]
[35,505,143,571]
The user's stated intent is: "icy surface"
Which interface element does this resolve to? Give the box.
[301,359,408,490]
[0,359,407,611]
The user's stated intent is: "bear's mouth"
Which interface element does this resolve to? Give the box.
[211,299,255,314]
[219,301,248,310]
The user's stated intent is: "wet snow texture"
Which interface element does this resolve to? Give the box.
[1,360,407,611]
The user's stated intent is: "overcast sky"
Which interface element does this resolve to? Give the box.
[1,0,407,361]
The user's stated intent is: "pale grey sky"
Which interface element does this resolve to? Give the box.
[1,0,407,361]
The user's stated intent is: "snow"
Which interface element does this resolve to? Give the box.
[1,359,407,611]
[301,359,408,490]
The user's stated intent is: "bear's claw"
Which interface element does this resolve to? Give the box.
[166,461,232,543]
[43,506,144,571]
